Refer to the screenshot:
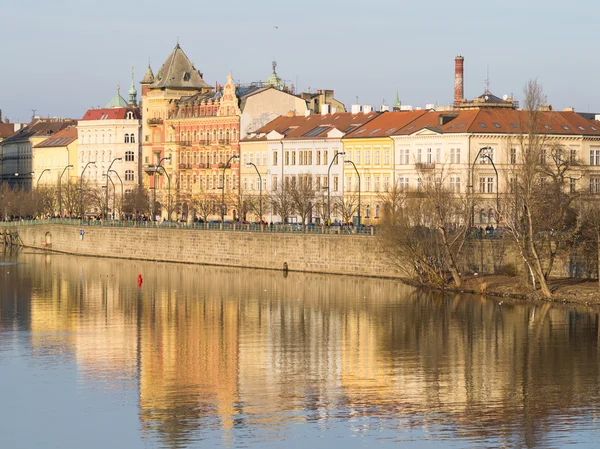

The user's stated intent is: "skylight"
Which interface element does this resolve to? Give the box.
[562,125,570,130]
[457,124,465,129]
[511,123,518,128]
[368,128,381,135]
[304,126,330,137]
[493,123,501,128]
[479,123,487,128]
[578,125,586,131]
[355,129,367,135]
[544,125,552,130]
[592,126,598,131]
[384,128,397,134]
[344,125,358,133]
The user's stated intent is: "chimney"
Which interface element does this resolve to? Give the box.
[454,55,464,108]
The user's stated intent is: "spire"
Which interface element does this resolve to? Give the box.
[265,60,284,90]
[141,61,155,85]
[129,66,138,106]
[393,90,401,111]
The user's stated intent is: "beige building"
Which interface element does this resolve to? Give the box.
[33,125,79,187]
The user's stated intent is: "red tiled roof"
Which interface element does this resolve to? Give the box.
[34,126,78,148]
[344,110,429,138]
[246,112,380,141]
[0,123,16,139]
[81,107,141,121]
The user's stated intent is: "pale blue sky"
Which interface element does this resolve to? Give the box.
[1,0,599,122]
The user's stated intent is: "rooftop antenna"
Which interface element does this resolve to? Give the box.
[31,109,37,120]
[484,64,491,94]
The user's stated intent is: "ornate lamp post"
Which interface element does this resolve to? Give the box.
[246,162,262,222]
[80,161,96,219]
[156,166,171,221]
[221,154,239,223]
[327,151,345,223]
[58,164,73,218]
[153,156,171,221]
[344,160,360,227]
[109,169,123,219]
[104,157,122,219]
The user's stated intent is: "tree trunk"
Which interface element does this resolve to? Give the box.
[439,227,462,288]
[525,206,552,297]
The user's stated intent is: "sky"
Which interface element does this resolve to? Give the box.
[1,0,599,122]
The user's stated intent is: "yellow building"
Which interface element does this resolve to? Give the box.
[238,138,269,222]
[342,111,428,224]
[33,125,79,187]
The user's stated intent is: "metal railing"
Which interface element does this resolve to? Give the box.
[0,218,377,236]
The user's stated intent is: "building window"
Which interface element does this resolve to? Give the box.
[125,170,134,181]
[285,151,289,165]
[384,176,389,191]
[324,150,328,165]
[365,205,370,218]
[130,134,135,143]
[590,149,600,165]
[416,148,422,163]
[384,150,390,165]
[479,176,494,193]
[365,150,371,165]
[374,150,380,165]
[124,134,130,143]
[316,151,321,165]
[333,176,339,192]
[450,176,461,193]
[450,148,461,164]
[510,148,517,164]
[272,176,278,190]
[125,151,134,162]
[273,151,278,166]
[365,176,371,191]
[480,148,494,163]
[374,176,380,192]
[570,177,576,193]
[590,177,600,194]
[398,177,409,190]
[375,205,380,218]
[233,129,237,141]
[399,149,409,164]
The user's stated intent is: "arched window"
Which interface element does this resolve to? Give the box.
[124,134,130,143]
[226,129,230,143]
[213,152,217,164]
[199,131,204,142]
[365,205,371,218]
[130,134,135,143]
[212,174,217,189]
[125,151,134,162]
[193,131,196,141]
[232,129,237,141]
[125,170,134,181]
[375,205,380,218]
[212,130,217,142]
[219,129,223,141]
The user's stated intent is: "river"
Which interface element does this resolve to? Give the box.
[1,249,599,448]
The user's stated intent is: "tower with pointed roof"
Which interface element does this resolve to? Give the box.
[129,67,138,106]
[265,61,285,90]
[393,90,401,111]
[106,85,128,108]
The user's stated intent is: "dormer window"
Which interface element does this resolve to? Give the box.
[183,72,191,81]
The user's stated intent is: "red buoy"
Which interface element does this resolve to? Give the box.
[137,274,143,287]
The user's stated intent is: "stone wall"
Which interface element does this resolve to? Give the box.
[9,224,401,278]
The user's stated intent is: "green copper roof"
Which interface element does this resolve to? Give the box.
[105,88,128,108]
[265,61,284,90]
[393,90,401,108]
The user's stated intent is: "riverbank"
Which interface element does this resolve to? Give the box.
[440,274,600,307]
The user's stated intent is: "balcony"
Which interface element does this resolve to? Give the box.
[147,118,163,126]
[179,163,191,170]
[218,139,231,145]
[197,163,207,169]
[179,140,192,147]
[143,164,157,174]
[415,162,436,170]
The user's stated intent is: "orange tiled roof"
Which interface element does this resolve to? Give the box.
[246,112,380,141]
[34,126,78,148]
[343,110,429,138]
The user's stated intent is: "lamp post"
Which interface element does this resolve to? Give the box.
[327,151,345,223]
[37,169,51,187]
[469,146,497,227]
[156,166,171,221]
[344,160,360,227]
[104,157,122,219]
[58,164,73,218]
[109,169,123,220]
[104,173,115,219]
[153,156,171,221]
[221,154,239,223]
[80,161,96,219]
[246,162,262,222]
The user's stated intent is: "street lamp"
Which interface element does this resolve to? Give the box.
[80,161,96,219]
[344,160,360,228]
[469,146,498,227]
[37,169,51,187]
[104,157,122,219]
[109,169,123,219]
[327,151,345,223]
[103,173,115,219]
[246,162,262,223]
[221,154,239,223]
[153,156,171,221]
[156,165,171,221]
[58,164,73,218]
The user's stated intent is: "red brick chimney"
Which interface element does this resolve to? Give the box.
[454,55,464,108]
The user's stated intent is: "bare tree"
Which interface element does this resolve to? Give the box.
[335,192,359,225]
[501,79,579,297]
[289,175,315,225]
[378,166,469,287]
[193,191,219,223]
[270,183,294,224]
[123,185,150,218]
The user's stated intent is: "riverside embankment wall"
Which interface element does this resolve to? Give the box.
[8,224,404,278]
[3,224,580,279]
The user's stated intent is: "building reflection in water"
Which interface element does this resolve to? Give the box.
[3,251,600,448]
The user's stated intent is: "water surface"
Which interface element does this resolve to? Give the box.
[1,250,599,448]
